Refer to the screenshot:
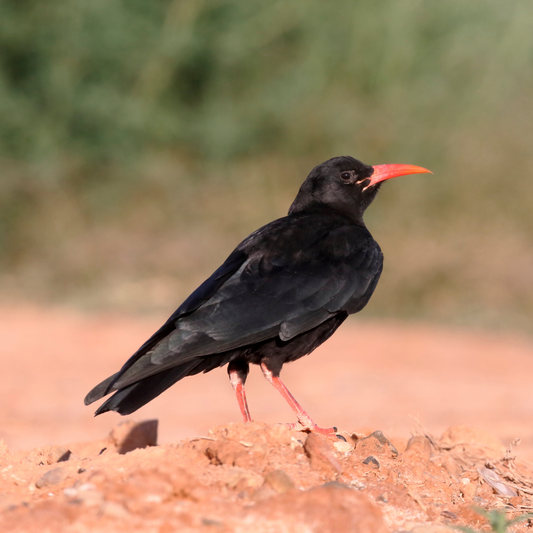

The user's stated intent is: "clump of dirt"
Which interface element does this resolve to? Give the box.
[1,420,532,532]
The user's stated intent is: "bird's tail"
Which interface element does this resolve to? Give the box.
[85,360,200,416]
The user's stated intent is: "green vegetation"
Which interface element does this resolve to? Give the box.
[1,0,532,328]
[456,508,532,533]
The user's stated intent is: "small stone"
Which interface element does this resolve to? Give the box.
[25,445,72,465]
[304,433,342,474]
[361,431,399,457]
[264,470,295,494]
[440,510,458,521]
[290,437,305,454]
[201,517,225,528]
[333,440,354,454]
[47,446,72,463]
[205,439,258,467]
[362,455,380,469]
[348,479,366,490]
[35,467,69,488]
[322,480,349,490]
[403,436,431,464]
[109,419,158,454]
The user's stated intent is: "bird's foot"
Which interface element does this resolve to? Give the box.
[286,422,344,441]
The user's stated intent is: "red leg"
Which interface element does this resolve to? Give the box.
[260,362,337,437]
[229,366,252,423]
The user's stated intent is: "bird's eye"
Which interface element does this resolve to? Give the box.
[340,172,352,181]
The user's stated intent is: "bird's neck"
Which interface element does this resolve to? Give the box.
[288,181,381,226]
[288,200,367,227]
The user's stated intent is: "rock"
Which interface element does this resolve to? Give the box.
[333,439,354,454]
[321,480,350,490]
[205,438,266,468]
[201,517,225,528]
[206,440,245,466]
[357,430,399,458]
[304,433,343,474]
[362,455,380,469]
[109,419,158,454]
[403,436,432,464]
[35,466,69,488]
[264,469,295,493]
[47,446,72,463]
[26,445,72,465]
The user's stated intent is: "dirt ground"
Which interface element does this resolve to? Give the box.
[1,306,533,532]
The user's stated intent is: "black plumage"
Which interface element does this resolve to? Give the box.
[85,156,430,435]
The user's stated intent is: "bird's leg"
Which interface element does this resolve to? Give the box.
[260,362,337,438]
[228,360,252,423]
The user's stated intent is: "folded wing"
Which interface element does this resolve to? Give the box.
[85,214,382,405]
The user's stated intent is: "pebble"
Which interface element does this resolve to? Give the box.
[362,431,399,457]
[35,467,69,488]
[333,440,354,454]
[362,455,380,469]
[109,419,158,454]
[304,433,343,474]
[403,436,431,464]
[26,446,72,465]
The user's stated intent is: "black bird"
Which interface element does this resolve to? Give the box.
[85,156,431,436]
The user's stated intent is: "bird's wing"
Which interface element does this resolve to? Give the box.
[101,217,382,393]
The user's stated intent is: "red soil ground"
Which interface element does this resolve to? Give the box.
[1,306,533,531]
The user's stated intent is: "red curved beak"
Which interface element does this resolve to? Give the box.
[365,164,432,190]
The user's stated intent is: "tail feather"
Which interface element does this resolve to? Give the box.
[86,348,240,416]
[93,360,200,416]
[84,372,120,406]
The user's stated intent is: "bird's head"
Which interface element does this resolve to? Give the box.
[289,156,432,223]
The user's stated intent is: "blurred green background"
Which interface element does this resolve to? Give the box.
[1,0,532,331]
